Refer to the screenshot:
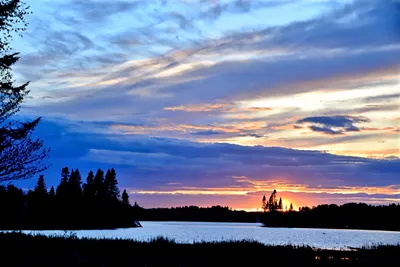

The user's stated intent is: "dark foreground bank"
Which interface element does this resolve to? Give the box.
[0,232,399,267]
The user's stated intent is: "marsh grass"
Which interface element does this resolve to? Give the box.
[0,232,399,266]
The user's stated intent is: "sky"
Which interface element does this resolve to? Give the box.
[8,0,400,210]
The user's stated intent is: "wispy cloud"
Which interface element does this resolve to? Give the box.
[11,0,400,207]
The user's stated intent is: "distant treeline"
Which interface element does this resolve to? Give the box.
[0,167,138,230]
[134,205,259,222]
[261,202,400,231]
[134,203,400,231]
[260,190,400,231]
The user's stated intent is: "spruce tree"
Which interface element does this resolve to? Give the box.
[278,197,283,211]
[49,186,55,197]
[93,168,104,196]
[121,189,129,205]
[69,168,82,197]
[83,170,94,197]
[104,168,119,199]
[34,175,47,196]
[267,189,278,212]
[56,167,69,198]
[262,195,266,212]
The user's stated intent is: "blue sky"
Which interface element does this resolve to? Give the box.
[9,0,400,210]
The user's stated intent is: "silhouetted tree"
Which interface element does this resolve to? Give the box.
[56,167,69,198]
[278,197,283,211]
[83,170,95,197]
[0,0,49,182]
[266,190,278,212]
[262,195,267,212]
[289,203,294,212]
[34,175,47,196]
[122,189,130,205]
[104,168,119,199]
[93,169,104,197]
[68,169,82,197]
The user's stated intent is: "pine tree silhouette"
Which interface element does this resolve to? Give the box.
[56,167,70,198]
[278,197,283,211]
[34,175,47,196]
[93,169,104,197]
[83,170,95,197]
[69,169,82,197]
[105,168,119,199]
[122,189,130,205]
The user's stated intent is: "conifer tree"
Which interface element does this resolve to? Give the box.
[34,174,47,196]
[104,168,119,199]
[93,168,104,196]
[267,189,278,212]
[262,195,267,212]
[278,197,283,211]
[56,167,70,198]
[121,189,130,205]
[49,186,55,197]
[69,168,82,197]
[83,170,94,197]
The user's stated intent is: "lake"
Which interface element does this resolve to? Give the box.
[20,221,400,249]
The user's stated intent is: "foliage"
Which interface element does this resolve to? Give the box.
[0,0,49,182]
[261,202,400,231]
[0,167,139,230]
[137,205,257,223]
[122,189,129,205]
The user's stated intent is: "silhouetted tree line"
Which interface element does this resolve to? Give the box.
[0,167,139,230]
[261,190,400,231]
[134,205,260,222]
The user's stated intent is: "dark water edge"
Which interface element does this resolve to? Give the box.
[0,232,399,267]
[262,224,400,232]
[0,221,142,231]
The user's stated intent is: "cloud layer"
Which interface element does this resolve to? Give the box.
[8,0,400,208]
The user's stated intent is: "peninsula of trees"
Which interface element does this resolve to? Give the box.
[0,167,139,230]
[260,190,400,231]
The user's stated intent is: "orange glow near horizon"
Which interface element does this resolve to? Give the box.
[129,182,400,210]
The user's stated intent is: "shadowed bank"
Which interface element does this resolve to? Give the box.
[0,232,399,267]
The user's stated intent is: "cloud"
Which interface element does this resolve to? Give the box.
[362,93,400,103]
[23,119,398,188]
[11,0,400,207]
[297,115,371,135]
[55,0,144,25]
[190,130,225,136]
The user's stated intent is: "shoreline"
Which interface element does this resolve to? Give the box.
[0,232,399,266]
[1,220,399,233]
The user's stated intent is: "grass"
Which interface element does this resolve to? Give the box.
[0,232,399,266]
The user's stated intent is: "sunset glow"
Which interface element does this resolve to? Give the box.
[11,0,399,210]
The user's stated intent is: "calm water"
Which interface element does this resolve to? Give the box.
[21,221,400,249]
